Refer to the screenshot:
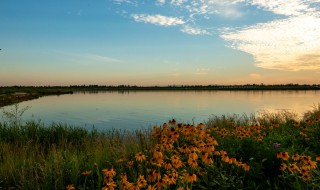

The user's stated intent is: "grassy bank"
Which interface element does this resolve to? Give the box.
[0,87,73,107]
[0,105,319,189]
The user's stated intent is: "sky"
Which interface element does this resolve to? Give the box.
[1,0,320,86]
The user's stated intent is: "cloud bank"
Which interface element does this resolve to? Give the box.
[222,0,320,71]
[113,0,320,71]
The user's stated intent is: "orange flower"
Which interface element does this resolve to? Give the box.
[204,144,215,153]
[305,160,317,169]
[186,173,197,183]
[301,172,312,181]
[122,181,134,189]
[282,152,290,160]
[127,161,134,168]
[171,156,183,168]
[148,170,161,182]
[305,119,311,124]
[179,145,189,153]
[242,163,250,171]
[153,149,163,160]
[280,163,287,171]
[135,152,146,162]
[277,151,282,159]
[163,174,176,185]
[66,184,75,190]
[121,173,128,182]
[299,166,308,174]
[169,127,176,133]
[292,154,300,161]
[162,123,168,128]
[197,123,205,128]
[220,150,227,155]
[163,162,173,170]
[170,169,179,178]
[171,154,180,160]
[102,168,116,179]
[106,180,117,190]
[201,152,208,160]
[189,145,199,152]
[188,158,198,168]
[155,179,167,189]
[316,155,320,162]
[172,131,180,139]
[229,157,238,165]
[203,156,213,165]
[301,156,311,164]
[177,123,184,129]
[164,142,173,150]
[212,125,219,131]
[221,154,230,163]
[137,175,147,188]
[277,152,289,160]
[150,157,162,167]
[288,164,299,173]
[293,122,300,127]
[189,150,198,160]
[169,119,176,125]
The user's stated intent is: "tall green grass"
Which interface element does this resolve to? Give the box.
[0,120,149,189]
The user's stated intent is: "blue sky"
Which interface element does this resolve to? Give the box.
[1,0,320,86]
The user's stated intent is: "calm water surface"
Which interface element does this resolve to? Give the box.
[1,90,320,130]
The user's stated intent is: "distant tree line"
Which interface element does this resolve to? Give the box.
[1,84,320,94]
[67,83,320,91]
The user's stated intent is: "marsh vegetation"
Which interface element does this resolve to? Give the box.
[0,104,319,189]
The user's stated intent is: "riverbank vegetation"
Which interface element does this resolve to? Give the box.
[0,104,319,189]
[0,87,73,107]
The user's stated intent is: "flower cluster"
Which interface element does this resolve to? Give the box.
[66,116,320,189]
[278,152,318,181]
[68,121,250,190]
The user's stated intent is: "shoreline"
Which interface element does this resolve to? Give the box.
[1,85,320,108]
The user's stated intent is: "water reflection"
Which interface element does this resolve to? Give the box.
[1,90,319,131]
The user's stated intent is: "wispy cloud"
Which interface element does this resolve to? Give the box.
[249,0,319,16]
[80,54,122,64]
[157,0,166,5]
[182,0,245,19]
[54,51,122,64]
[181,26,211,35]
[113,0,137,5]
[118,0,246,35]
[170,0,188,6]
[131,14,185,26]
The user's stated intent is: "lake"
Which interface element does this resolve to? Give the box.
[1,90,320,130]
